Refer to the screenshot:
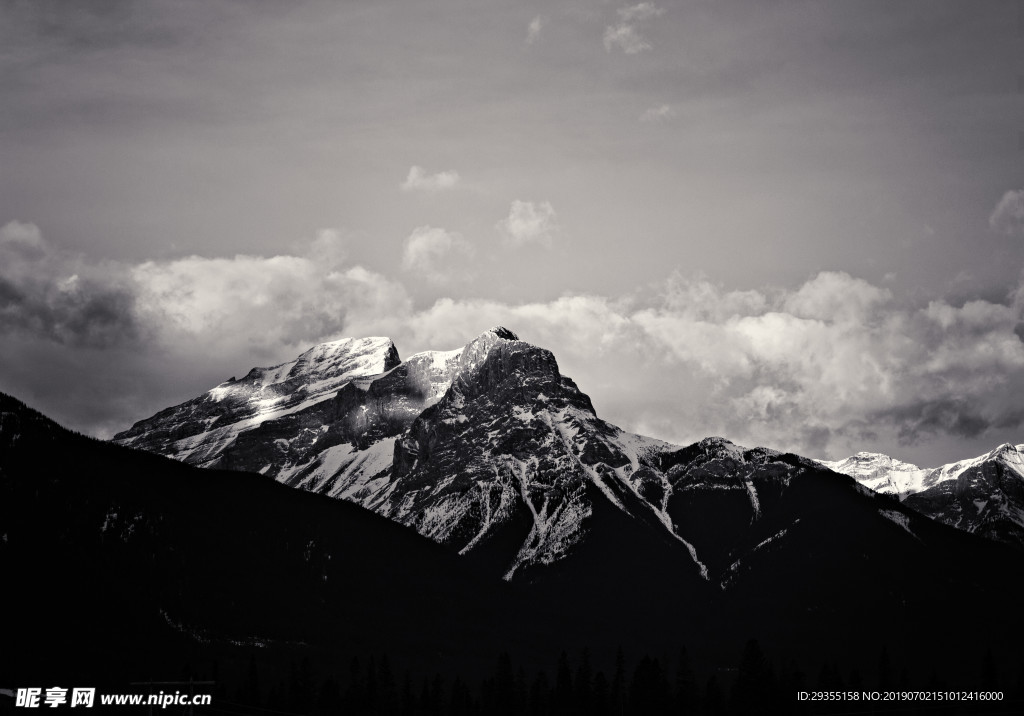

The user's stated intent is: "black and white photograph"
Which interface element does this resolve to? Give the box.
[2,1,1024,714]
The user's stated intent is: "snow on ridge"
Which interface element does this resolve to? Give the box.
[878,509,919,540]
[405,347,463,373]
[818,452,931,500]
[822,441,1024,502]
[744,480,761,521]
[753,527,788,552]
[614,428,674,462]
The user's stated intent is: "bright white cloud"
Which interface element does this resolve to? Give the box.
[640,104,675,122]
[400,165,460,192]
[401,226,471,283]
[989,189,1024,236]
[526,15,543,44]
[604,3,664,54]
[497,200,557,246]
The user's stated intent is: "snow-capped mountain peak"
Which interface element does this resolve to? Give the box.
[818,451,928,499]
[113,335,400,464]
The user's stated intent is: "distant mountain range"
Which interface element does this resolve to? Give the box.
[820,443,1024,548]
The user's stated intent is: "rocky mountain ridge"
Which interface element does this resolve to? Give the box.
[114,336,401,466]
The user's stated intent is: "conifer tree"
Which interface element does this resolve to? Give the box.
[675,647,698,714]
[555,651,574,715]
[575,648,594,715]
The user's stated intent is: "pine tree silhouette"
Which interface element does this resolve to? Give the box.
[703,675,725,716]
[241,653,261,706]
[529,670,551,716]
[674,647,698,714]
[731,639,770,716]
[610,647,626,716]
[877,646,895,691]
[982,647,999,691]
[575,648,594,715]
[555,651,574,715]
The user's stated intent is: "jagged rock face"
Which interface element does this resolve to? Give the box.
[821,444,1024,548]
[902,445,1024,548]
[382,333,627,578]
[113,336,401,465]
[211,346,464,476]
[269,327,687,581]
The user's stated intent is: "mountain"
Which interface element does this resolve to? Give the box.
[112,327,903,589]
[115,328,696,581]
[820,443,1024,548]
[111,328,1024,666]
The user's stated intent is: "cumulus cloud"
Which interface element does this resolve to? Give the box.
[400,165,460,192]
[640,104,675,122]
[132,254,407,359]
[989,189,1024,236]
[526,15,543,44]
[604,3,664,54]
[497,200,558,246]
[401,226,471,283]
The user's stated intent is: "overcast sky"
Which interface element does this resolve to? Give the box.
[2,0,1023,465]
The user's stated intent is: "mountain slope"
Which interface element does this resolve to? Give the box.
[1,392,520,686]
[821,443,1024,547]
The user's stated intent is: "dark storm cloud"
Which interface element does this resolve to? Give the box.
[0,222,139,348]
[883,398,994,445]
[0,275,139,348]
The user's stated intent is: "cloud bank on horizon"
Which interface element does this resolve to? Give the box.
[3,216,1024,466]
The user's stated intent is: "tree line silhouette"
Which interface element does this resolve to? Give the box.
[195,640,1024,716]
